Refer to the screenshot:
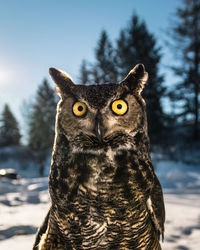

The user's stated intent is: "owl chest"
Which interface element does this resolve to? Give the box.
[53,153,157,249]
[73,155,145,224]
[75,152,145,205]
[59,193,153,249]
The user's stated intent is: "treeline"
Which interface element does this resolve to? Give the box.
[0,0,199,175]
[0,80,58,175]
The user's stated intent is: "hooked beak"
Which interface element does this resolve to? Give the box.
[95,112,104,143]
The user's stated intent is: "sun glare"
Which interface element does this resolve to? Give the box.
[0,70,12,85]
[0,169,6,175]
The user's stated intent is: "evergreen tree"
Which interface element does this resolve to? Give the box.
[78,31,118,85]
[93,30,118,83]
[168,0,200,140]
[79,60,90,85]
[116,14,166,143]
[0,104,21,147]
[27,79,58,175]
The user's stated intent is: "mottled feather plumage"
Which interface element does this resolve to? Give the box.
[33,64,165,250]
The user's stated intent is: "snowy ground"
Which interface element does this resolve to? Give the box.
[0,160,200,250]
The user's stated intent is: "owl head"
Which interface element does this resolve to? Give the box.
[49,64,148,151]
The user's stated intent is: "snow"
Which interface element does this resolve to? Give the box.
[155,160,200,193]
[0,146,51,178]
[161,193,200,250]
[0,159,200,250]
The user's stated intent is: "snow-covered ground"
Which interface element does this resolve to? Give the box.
[0,159,200,250]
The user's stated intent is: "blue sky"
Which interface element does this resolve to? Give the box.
[0,0,180,137]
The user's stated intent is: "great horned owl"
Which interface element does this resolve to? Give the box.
[33,64,165,250]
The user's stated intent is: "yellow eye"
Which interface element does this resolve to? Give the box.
[111,99,128,116]
[72,102,87,117]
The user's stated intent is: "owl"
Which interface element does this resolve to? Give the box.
[33,64,165,250]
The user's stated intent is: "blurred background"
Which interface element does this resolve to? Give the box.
[0,0,199,249]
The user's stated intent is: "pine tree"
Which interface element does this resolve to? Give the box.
[116,14,166,143]
[0,104,21,147]
[79,60,90,85]
[93,30,118,83]
[27,79,58,175]
[78,30,118,85]
[168,0,200,140]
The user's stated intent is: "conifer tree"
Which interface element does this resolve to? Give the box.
[116,14,166,143]
[78,30,118,85]
[27,79,57,175]
[0,104,21,147]
[79,60,90,85]
[168,0,200,140]
[93,30,118,83]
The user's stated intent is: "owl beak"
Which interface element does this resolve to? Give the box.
[95,112,104,143]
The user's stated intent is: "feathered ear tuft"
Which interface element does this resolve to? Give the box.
[49,67,75,97]
[120,64,148,94]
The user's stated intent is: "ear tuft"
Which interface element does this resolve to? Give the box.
[49,67,75,97]
[121,64,148,94]
[49,67,58,77]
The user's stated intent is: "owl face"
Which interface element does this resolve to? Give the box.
[49,64,148,150]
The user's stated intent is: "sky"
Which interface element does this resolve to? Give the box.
[0,0,181,139]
